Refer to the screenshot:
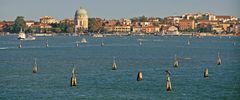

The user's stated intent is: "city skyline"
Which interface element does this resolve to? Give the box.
[0,0,239,21]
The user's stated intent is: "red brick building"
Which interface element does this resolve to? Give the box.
[178,20,195,30]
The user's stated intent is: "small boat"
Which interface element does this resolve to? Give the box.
[32,58,38,73]
[70,68,77,86]
[216,52,221,65]
[18,28,36,40]
[137,71,143,81]
[112,57,117,70]
[173,54,179,67]
[80,38,87,43]
[18,28,26,40]
[24,35,36,40]
[204,68,208,77]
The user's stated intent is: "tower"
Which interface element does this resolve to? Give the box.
[74,7,88,33]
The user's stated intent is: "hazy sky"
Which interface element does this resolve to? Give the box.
[0,0,239,21]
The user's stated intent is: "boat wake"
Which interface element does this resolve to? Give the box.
[0,47,9,50]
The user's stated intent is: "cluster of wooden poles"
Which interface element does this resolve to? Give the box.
[31,53,221,91]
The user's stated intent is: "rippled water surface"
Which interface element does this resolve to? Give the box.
[0,35,239,99]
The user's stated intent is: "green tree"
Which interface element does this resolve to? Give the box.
[66,26,74,33]
[13,16,26,33]
[88,18,103,33]
[139,16,148,22]
[53,27,61,33]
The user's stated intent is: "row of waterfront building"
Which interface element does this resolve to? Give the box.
[0,7,240,35]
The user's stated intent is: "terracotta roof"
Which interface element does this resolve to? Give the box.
[215,16,232,19]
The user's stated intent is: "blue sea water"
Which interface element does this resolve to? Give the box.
[0,35,239,100]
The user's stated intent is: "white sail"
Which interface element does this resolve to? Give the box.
[173,54,179,67]
[112,57,117,70]
[187,40,190,45]
[32,58,38,73]
[217,52,221,65]
[70,67,77,86]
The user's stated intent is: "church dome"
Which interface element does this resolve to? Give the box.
[75,7,87,16]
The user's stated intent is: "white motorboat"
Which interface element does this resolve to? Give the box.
[80,38,87,43]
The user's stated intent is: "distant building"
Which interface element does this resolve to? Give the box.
[212,26,224,33]
[163,25,178,33]
[74,7,88,33]
[120,18,131,26]
[148,17,160,22]
[40,16,58,24]
[197,20,219,25]
[132,25,142,33]
[221,23,231,31]
[114,25,131,33]
[178,20,195,30]
[215,16,238,22]
[104,25,114,32]
[31,23,52,33]
[142,26,160,33]
[60,18,74,25]
[140,22,152,27]
[25,20,35,27]
[104,20,117,26]
[165,16,183,24]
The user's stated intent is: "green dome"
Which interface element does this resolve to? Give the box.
[75,7,87,16]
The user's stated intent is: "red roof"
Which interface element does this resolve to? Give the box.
[215,16,231,19]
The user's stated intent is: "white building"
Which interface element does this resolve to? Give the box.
[74,7,88,32]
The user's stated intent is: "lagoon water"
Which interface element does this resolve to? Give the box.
[0,35,239,99]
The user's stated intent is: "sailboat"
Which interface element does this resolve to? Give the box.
[216,52,221,65]
[204,68,208,77]
[137,71,143,81]
[72,27,78,36]
[173,54,179,67]
[139,41,142,46]
[45,40,49,47]
[101,41,105,47]
[92,28,104,38]
[166,70,172,91]
[32,58,38,73]
[76,42,79,47]
[112,57,117,70]
[161,30,165,36]
[187,39,190,45]
[70,68,77,86]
